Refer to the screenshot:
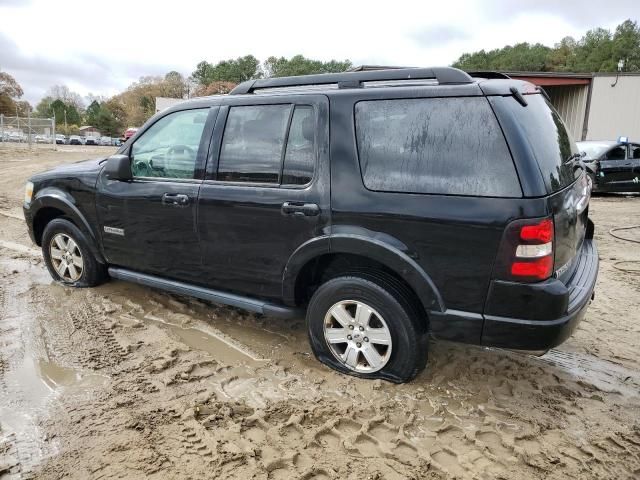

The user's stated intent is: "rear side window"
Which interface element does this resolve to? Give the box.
[493,94,579,192]
[218,105,291,183]
[282,105,315,185]
[355,97,521,197]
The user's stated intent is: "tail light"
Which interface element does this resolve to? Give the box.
[494,217,555,283]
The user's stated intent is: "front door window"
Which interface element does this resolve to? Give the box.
[131,109,209,179]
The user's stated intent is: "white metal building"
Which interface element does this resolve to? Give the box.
[507,72,640,141]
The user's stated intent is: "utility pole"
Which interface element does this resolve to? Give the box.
[64,109,67,130]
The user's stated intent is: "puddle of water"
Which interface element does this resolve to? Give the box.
[538,349,639,397]
[38,360,108,390]
[143,314,266,366]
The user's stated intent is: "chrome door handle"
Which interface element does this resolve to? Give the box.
[281,202,320,216]
[162,193,190,206]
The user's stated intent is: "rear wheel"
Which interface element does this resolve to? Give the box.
[306,275,428,383]
[42,218,107,287]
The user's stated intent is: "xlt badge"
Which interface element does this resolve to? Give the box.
[104,226,125,236]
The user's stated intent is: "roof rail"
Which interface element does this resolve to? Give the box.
[465,71,511,80]
[229,67,473,95]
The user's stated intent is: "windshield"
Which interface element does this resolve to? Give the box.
[576,142,615,159]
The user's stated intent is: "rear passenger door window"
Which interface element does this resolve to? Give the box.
[282,106,315,185]
[218,105,291,183]
[355,97,521,197]
[217,104,316,186]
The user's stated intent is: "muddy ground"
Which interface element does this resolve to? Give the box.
[0,144,638,479]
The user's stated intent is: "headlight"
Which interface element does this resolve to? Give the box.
[24,181,34,204]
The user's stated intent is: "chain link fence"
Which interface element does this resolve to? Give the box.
[0,114,56,146]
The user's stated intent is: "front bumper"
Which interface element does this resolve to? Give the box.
[481,239,599,350]
[23,203,37,244]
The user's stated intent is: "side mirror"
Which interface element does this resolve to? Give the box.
[104,154,132,181]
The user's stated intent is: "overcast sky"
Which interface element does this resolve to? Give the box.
[0,0,636,106]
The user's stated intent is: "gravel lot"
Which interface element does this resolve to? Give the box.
[0,145,639,479]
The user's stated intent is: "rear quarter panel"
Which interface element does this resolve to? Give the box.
[329,91,547,314]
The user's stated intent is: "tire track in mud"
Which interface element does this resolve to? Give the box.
[28,273,640,479]
[1,191,640,479]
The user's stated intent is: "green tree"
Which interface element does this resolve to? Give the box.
[612,19,640,71]
[85,100,101,126]
[50,99,81,126]
[262,54,352,77]
[93,105,123,137]
[34,96,55,118]
[453,43,551,71]
[452,19,640,73]
[191,55,261,85]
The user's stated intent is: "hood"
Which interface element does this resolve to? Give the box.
[30,156,108,182]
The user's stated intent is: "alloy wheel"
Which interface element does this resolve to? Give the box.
[49,233,84,282]
[323,300,392,373]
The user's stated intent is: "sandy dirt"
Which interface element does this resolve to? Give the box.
[0,144,639,479]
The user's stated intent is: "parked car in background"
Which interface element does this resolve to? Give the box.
[55,134,67,145]
[23,67,599,383]
[99,136,112,146]
[35,135,51,144]
[9,131,24,142]
[85,136,99,146]
[111,138,122,147]
[68,135,84,145]
[123,127,138,142]
[577,137,640,192]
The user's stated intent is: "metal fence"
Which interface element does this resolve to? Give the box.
[0,114,56,146]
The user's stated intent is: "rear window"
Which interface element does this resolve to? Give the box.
[354,97,521,197]
[494,94,579,192]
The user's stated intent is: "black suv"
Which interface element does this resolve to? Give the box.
[23,68,598,383]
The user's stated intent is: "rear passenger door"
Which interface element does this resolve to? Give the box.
[197,95,330,299]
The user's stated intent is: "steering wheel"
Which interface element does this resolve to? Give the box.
[166,144,195,159]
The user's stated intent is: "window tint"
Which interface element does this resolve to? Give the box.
[606,146,626,160]
[493,94,578,193]
[631,145,640,159]
[282,106,315,185]
[131,109,208,179]
[218,105,291,183]
[355,97,521,197]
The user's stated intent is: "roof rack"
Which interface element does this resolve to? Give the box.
[229,67,473,95]
[465,71,511,80]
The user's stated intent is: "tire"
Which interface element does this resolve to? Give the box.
[42,218,107,287]
[306,275,428,383]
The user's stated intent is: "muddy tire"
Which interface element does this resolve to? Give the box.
[306,275,428,383]
[42,218,107,287]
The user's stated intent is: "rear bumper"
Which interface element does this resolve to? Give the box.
[481,239,599,350]
[429,239,598,350]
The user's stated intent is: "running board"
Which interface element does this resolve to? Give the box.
[108,267,303,319]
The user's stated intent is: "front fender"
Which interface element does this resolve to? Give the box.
[27,188,105,263]
[282,232,444,314]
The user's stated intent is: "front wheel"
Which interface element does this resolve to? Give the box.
[306,275,428,383]
[42,218,107,287]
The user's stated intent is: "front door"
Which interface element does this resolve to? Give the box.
[96,107,216,282]
[599,144,634,188]
[197,96,330,300]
